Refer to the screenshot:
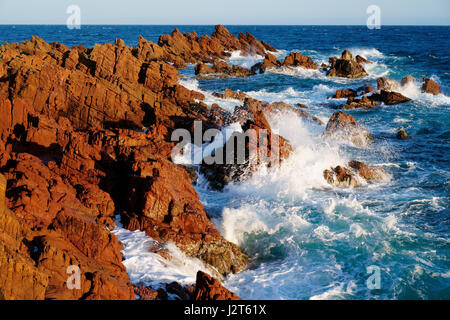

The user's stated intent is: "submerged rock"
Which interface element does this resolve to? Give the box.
[397,129,412,140]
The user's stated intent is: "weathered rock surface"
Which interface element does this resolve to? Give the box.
[195,60,254,78]
[422,78,440,95]
[342,96,380,109]
[201,98,293,190]
[324,161,387,188]
[0,29,270,299]
[323,112,373,147]
[327,50,368,78]
[371,90,411,105]
[192,271,241,300]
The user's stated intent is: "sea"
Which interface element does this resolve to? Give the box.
[1,25,449,300]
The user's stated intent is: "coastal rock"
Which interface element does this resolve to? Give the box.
[397,129,412,140]
[377,77,401,91]
[201,98,293,190]
[323,111,373,147]
[372,90,411,105]
[342,96,380,109]
[327,50,368,78]
[421,78,440,95]
[348,160,387,182]
[324,166,360,188]
[401,75,416,87]
[282,52,318,70]
[332,89,357,99]
[355,55,372,64]
[192,271,241,300]
[195,60,254,78]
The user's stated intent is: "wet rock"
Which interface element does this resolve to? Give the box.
[281,52,317,70]
[397,129,412,140]
[332,89,357,99]
[323,111,373,147]
[377,77,401,91]
[324,166,360,188]
[401,75,416,86]
[342,96,380,109]
[327,50,368,78]
[133,285,168,300]
[192,271,241,300]
[196,60,254,78]
[201,98,293,190]
[356,55,372,64]
[324,161,388,188]
[347,160,387,182]
[372,90,411,105]
[421,78,440,95]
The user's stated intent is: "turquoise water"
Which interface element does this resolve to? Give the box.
[1,25,449,300]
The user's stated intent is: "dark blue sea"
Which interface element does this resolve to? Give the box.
[1,25,449,300]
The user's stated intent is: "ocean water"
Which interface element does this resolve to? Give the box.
[1,25,449,300]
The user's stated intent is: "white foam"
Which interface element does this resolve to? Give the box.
[112,217,213,289]
[178,78,242,112]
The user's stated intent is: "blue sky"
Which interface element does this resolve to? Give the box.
[0,0,449,25]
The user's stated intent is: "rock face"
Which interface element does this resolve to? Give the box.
[0,28,275,299]
[422,78,440,95]
[323,112,373,147]
[192,271,241,300]
[327,50,368,78]
[324,161,387,188]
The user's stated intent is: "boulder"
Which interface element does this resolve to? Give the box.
[342,96,380,109]
[327,50,368,78]
[400,75,416,86]
[356,55,372,64]
[377,77,400,91]
[281,52,317,70]
[422,78,440,95]
[397,129,412,140]
[192,271,241,300]
[372,90,411,105]
[332,89,357,99]
[323,112,373,147]
[348,160,387,182]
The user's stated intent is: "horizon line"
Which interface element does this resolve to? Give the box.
[0,23,449,27]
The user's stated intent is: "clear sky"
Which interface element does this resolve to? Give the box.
[0,0,449,25]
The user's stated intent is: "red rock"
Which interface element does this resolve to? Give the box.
[282,52,317,70]
[323,111,373,147]
[377,77,400,91]
[372,90,411,105]
[356,55,372,64]
[192,271,241,300]
[348,160,387,182]
[327,50,368,78]
[342,96,380,109]
[401,75,416,86]
[333,89,357,99]
[324,166,360,188]
[422,78,440,95]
